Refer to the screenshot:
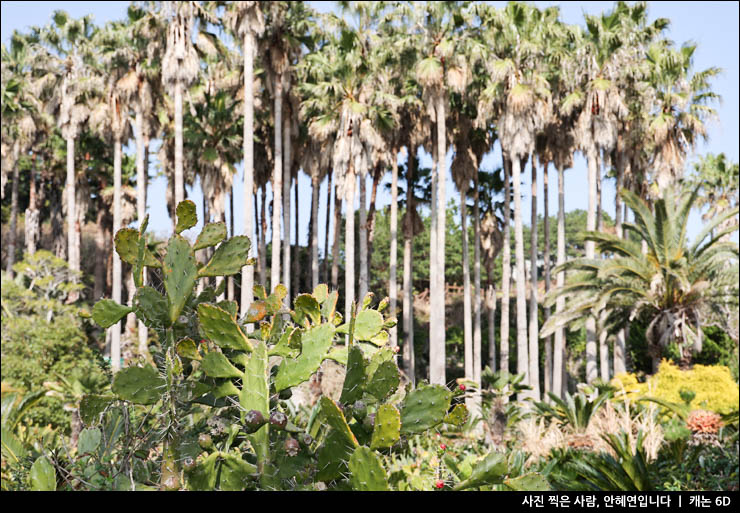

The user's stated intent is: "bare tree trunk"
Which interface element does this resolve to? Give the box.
[174,81,184,206]
[513,155,529,400]
[6,155,19,275]
[135,106,149,353]
[366,166,381,289]
[597,155,609,382]
[359,171,368,301]
[66,136,79,297]
[282,106,291,297]
[430,92,447,386]
[487,277,496,369]
[260,184,267,288]
[543,161,552,398]
[614,151,627,376]
[473,172,482,391]
[553,163,566,399]
[310,173,320,290]
[462,188,473,410]
[94,207,107,301]
[25,156,40,257]
[112,137,122,373]
[228,185,234,301]
[345,170,356,329]
[585,149,598,384]
[271,77,283,291]
[293,177,299,293]
[241,31,255,321]
[51,183,66,260]
[331,177,341,291]
[529,159,540,401]
[322,171,333,284]
[389,149,399,354]
[500,156,512,378]
[403,149,416,383]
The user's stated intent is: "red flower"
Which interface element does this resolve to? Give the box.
[435,480,444,489]
[459,384,466,391]
[440,444,447,451]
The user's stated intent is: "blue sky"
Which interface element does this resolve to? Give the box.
[2,1,738,249]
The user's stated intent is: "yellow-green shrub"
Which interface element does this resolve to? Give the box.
[611,360,739,415]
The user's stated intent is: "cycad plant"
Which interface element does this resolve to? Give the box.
[541,184,739,371]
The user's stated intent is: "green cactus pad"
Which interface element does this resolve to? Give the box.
[77,427,101,455]
[319,396,359,447]
[313,284,328,304]
[253,284,267,300]
[185,452,219,491]
[504,472,551,491]
[163,235,198,324]
[29,456,56,491]
[176,338,201,361]
[239,341,269,418]
[212,379,240,398]
[353,309,384,341]
[369,330,389,347]
[194,222,227,250]
[267,327,300,359]
[321,290,338,321]
[215,300,238,318]
[112,366,164,405]
[274,323,334,392]
[114,228,161,268]
[197,303,252,352]
[175,200,197,234]
[399,384,452,435]
[340,346,366,404]
[177,380,212,402]
[366,347,394,379]
[370,404,401,450]
[133,286,170,329]
[218,451,258,491]
[201,351,242,379]
[79,395,115,425]
[324,346,348,365]
[198,236,251,277]
[366,360,400,401]
[293,293,321,326]
[316,429,354,482]
[273,284,288,301]
[92,299,133,329]
[452,451,508,491]
[349,446,390,491]
[443,404,469,426]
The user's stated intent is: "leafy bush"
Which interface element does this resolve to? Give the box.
[1,253,108,430]
[611,360,739,415]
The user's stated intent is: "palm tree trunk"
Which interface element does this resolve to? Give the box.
[271,78,283,291]
[500,156,512,378]
[553,163,566,399]
[228,185,235,301]
[430,92,447,386]
[513,155,529,399]
[389,148,399,353]
[366,166,381,287]
[331,177,341,291]
[24,156,40,257]
[94,207,106,301]
[543,161,552,398]
[241,30,255,320]
[112,137,122,373]
[403,149,416,383]
[310,173,320,290]
[462,188,473,409]
[345,170,356,330]
[473,172,482,419]
[585,149,598,384]
[282,108,291,297]
[66,136,79,282]
[614,151,627,376]
[293,177,299,293]
[174,81,184,206]
[596,155,609,382]
[135,106,149,353]
[529,159,540,401]
[6,156,19,276]
[487,276,496,369]
[260,184,267,288]
[358,171,368,301]
[322,171,333,284]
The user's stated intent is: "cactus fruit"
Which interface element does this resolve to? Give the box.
[435,480,445,489]
[183,457,196,471]
[198,433,213,450]
[284,437,300,457]
[244,410,266,432]
[269,411,288,430]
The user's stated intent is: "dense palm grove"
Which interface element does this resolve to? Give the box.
[1,1,738,492]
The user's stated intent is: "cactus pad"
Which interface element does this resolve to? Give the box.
[366,360,400,401]
[175,200,197,234]
[133,286,170,329]
[316,429,354,482]
[164,235,198,324]
[274,323,334,392]
[193,222,226,250]
[79,395,115,425]
[400,384,452,434]
[340,346,366,405]
[114,228,161,268]
[452,451,507,491]
[175,338,201,361]
[312,284,328,304]
[92,299,133,329]
[197,303,252,352]
[198,236,251,277]
[112,366,165,405]
[349,446,389,491]
[319,396,358,447]
[321,290,338,321]
[239,341,269,418]
[201,351,242,379]
[243,300,268,323]
[504,472,551,491]
[443,404,469,426]
[370,404,401,450]
[293,294,321,326]
[352,309,384,341]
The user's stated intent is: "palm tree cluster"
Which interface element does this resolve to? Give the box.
[2,2,736,408]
